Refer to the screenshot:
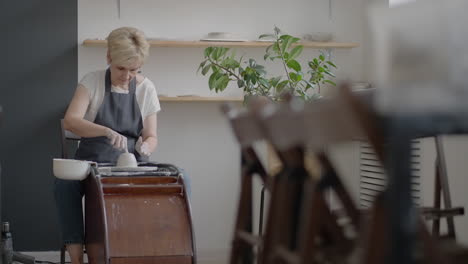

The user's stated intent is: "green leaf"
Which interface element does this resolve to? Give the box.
[256,68,267,76]
[289,46,303,60]
[266,44,273,54]
[208,71,220,90]
[204,47,214,58]
[279,34,290,41]
[289,72,302,82]
[197,60,207,74]
[326,61,337,68]
[199,60,207,68]
[281,35,294,53]
[221,58,239,69]
[201,64,212,75]
[220,47,229,58]
[303,80,315,89]
[216,75,230,92]
[249,59,256,67]
[269,76,282,87]
[259,34,275,39]
[251,77,257,85]
[276,80,289,93]
[319,54,325,61]
[213,74,229,92]
[213,47,229,60]
[291,37,300,44]
[259,78,269,88]
[287,60,301,72]
[324,80,337,86]
[237,79,245,88]
[272,42,280,53]
[324,71,336,77]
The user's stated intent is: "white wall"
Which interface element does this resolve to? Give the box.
[78,0,366,262]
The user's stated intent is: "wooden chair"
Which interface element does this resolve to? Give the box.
[221,103,272,264]
[250,85,462,263]
[60,119,80,159]
[250,94,364,264]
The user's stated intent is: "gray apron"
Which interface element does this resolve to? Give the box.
[75,69,146,163]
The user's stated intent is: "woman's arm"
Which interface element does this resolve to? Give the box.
[63,84,109,137]
[141,113,158,153]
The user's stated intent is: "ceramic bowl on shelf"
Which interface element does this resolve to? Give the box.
[201,32,247,42]
[302,32,334,42]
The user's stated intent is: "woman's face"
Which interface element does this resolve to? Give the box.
[109,60,142,86]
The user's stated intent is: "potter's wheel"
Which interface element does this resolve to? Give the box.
[95,162,179,177]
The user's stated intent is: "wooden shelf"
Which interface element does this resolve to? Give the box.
[83,39,360,49]
[158,96,243,102]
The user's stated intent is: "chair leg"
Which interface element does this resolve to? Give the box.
[435,136,456,239]
[229,166,254,264]
[432,157,442,238]
[260,173,289,264]
[259,185,266,236]
[363,194,387,264]
[60,245,66,264]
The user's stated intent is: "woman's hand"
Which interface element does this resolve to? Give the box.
[135,137,151,157]
[105,128,127,151]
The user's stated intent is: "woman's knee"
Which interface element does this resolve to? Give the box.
[54,179,84,199]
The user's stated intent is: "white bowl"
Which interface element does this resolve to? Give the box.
[206,32,232,39]
[53,159,91,181]
[303,32,334,42]
[116,153,138,168]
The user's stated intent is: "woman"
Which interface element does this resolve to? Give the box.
[55,27,159,264]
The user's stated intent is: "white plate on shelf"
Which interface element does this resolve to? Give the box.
[177,94,200,97]
[200,38,249,42]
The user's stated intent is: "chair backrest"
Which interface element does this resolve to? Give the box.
[60,119,81,159]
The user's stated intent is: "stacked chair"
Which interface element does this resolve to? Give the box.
[224,84,468,264]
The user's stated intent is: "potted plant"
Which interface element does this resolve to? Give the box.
[197,27,338,102]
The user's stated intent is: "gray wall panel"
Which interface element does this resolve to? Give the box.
[0,1,77,250]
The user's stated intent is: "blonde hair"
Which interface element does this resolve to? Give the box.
[107,27,150,66]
